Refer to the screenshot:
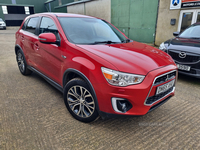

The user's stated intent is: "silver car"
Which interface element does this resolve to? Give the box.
[0,18,6,29]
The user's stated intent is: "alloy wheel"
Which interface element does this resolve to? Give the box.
[17,52,25,73]
[67,85,95,118]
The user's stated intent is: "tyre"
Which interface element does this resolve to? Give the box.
[63,78,99,123]
[16,50,32,75]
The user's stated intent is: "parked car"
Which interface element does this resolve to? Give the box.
[15,13,177,123]
[0,18,6,29]
[159,22,200,78]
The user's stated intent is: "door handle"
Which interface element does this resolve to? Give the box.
[21,36,24,41]
[34,43,39,50]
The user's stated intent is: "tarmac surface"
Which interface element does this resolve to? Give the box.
[0,27,200,150]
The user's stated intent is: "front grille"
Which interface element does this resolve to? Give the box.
[168,50,200,63]
[145,87,174,105]
[154,71,176,85]
[144,70,176,105]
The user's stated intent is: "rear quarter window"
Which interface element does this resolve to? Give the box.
[21,19,29,30]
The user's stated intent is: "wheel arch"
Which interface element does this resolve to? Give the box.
[15,44,23,55]
[63,68,100,112]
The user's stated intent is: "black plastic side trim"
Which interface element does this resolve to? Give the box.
[15,44,23,55]
[99,111,142,119]
[99,96,172,119]
[28,66,63,93]
[148,96,172,113]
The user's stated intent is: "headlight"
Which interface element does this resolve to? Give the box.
[101,67,145,86]
[2,23,6,26]
[159,42,167,52]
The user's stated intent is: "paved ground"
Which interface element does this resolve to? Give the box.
[0,28,200,150]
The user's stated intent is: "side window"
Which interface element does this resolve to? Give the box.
[39,17,59,39]
[22,19,29,30]
[25,17,39,34]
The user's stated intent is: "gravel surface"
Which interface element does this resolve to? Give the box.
[0,28,200,150]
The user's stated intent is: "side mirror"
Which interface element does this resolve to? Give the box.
[173,31,180,37]
[38,33,57,44]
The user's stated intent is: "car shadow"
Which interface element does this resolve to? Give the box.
[28,72,179,127]
[30,72,63,95]
[177,73,200,85]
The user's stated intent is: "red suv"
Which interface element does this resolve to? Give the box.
[15,13,177,122]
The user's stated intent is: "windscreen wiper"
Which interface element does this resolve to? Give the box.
[121,39,131,43]
[92,41,120,44]
[190,37,200,39]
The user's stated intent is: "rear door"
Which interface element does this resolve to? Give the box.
[22,17,40,68]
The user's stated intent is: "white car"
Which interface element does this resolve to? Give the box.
[0,18,6,29]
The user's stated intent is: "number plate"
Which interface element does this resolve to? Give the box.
[156,80,175,95]
[176,64,191,71]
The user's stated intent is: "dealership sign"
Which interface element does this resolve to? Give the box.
[170,0,200,9]
[170,0,182,9]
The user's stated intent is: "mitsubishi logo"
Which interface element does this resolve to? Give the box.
[165,74,169,81]
[179,52,186,59]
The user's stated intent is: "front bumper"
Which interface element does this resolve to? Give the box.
[168,49,200,78]
[175,61,200,78]
[0,25,6,29]
[94,65,177,116]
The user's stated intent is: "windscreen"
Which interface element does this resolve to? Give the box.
[179,24,200,38]
[58,17,127,44]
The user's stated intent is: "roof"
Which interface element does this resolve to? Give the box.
[31,12,96,19]
[55,13,95,18]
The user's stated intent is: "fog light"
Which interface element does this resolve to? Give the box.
[112,98,132,113]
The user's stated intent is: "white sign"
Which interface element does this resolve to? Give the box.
[170,0,182,9]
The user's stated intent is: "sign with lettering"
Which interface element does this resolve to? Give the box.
[170,0,200,9]
[182,0,200,8]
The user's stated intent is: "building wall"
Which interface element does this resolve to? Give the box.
[54,6,67,12]
[85,0,111,22]
[67,3,85,14]
[155,0,180,46]
[48,0,59,12]
[15,0,47,13]
[111,0,159,44]
[0,6,4,20]
[0,0,47,14]
[67,0,111,22]
[51,0,74,12]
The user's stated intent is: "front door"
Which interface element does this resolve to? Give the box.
[178,9,200,32]
[37,16,63,85]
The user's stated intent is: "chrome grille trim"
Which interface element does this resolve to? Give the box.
[144,70,177,106]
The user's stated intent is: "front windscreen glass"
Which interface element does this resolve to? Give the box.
[58,17,127,44]
[179,24,200,39]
